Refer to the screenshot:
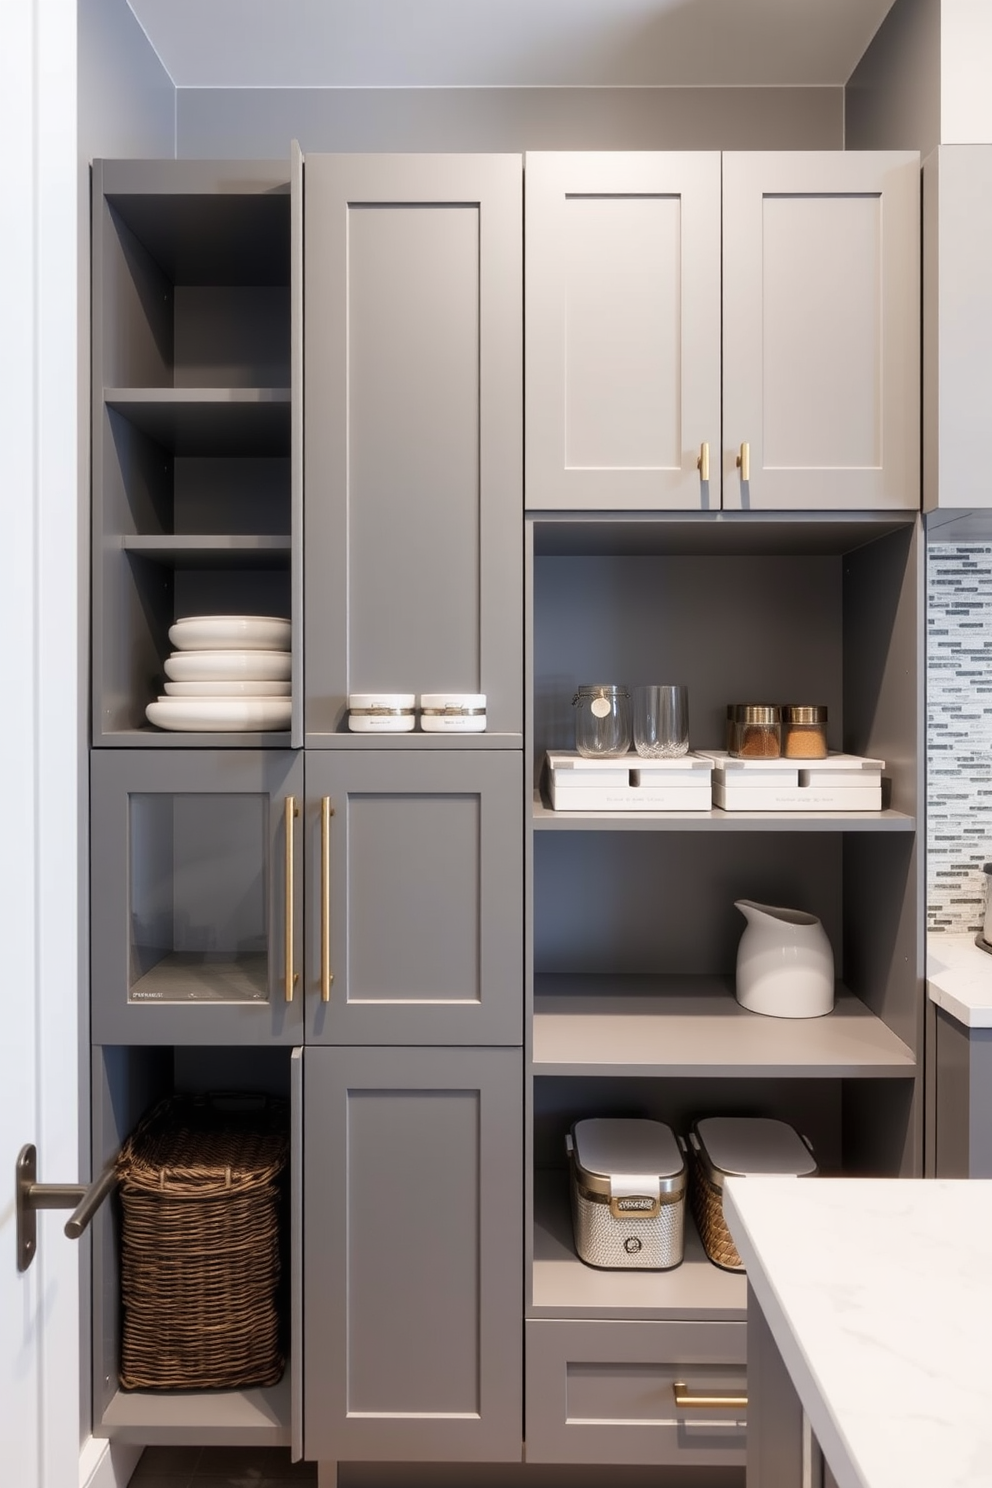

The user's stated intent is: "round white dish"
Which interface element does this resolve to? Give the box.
[163,649,292,683]
[163,679,291,698]
[169,615,291,651]
[147,697,292,732]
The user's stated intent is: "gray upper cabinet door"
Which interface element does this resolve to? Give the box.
[304,751,522,1045]
[525,152,722,511]
[304,154,523,739]
[90,750,305,1044]
[303,1045,523,1464]
[722,151,920,512]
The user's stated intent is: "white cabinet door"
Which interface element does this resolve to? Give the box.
[525,152,721,511]
[722,151,920,512]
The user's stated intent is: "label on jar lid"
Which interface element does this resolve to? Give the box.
[591,697,612,718]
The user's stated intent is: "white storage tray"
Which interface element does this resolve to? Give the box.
[546,752,713,812]
[695,751,884,812]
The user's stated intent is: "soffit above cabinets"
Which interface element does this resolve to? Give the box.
[126,0,899,90]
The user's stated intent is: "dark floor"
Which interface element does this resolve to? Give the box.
[130,1444,317,1487]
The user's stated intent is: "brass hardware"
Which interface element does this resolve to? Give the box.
[697,442,710,483]
[285,795,299,1001]
[16,1144,118,1272]
[673,1381,748,1410]
[321,796,334,1002]
[736,442,750,483]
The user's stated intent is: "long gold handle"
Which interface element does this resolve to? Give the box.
[321,796,334,1002]
[673,1382,747,1410]
[736,442,750,483]
[697,442,710,483]
[284,795,299,1002]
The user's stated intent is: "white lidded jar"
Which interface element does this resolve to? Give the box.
[419,693,487,733]
[348,693,416,733]
[733,899,834,1018]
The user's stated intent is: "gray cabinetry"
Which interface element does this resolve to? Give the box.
[932,1005,992,1176]
[525,150,920,513]
[90,750,305,1044]
[304,153,523,740]
[303,1045,523,1464]
[304,751,522,1045]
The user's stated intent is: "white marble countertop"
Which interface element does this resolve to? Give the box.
[927,931,992,1028]
[724,1176,992,1488]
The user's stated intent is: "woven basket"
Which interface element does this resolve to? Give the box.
[117,1091,289,1391]
[689,1157,744,1272]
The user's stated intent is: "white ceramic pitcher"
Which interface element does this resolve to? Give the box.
[733,900,834,1018]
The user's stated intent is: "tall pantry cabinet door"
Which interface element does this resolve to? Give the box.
[303,1045,523,1463]
[722,151,920,511]
[525,152,722,511]
[304,750,522,1045]
[304,154,522,738]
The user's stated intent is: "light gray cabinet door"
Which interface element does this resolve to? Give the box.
[303,1045,523,1463]
[91,750,305,1044]
[525,151,722,511]
[304,153,522,739]
[722,151,920,512]
[304,751,522,1045]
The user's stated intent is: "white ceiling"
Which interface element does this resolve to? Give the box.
[126,0,900,90]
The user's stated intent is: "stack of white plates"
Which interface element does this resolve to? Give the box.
[146,615,292,732]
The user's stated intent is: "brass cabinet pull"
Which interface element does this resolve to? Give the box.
[321,796,334,1002]
[673,1381,748,1410]
[284,795,299,1002]
[697,442,710,483]
[736,442,750,483]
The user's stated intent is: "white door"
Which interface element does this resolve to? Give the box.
[0,5,105,1486]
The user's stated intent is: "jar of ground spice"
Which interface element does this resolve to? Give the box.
[732,704,782,759]
[782,705,828,759]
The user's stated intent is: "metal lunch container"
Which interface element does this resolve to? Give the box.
[688,1116,818,1271]
[567,1117,686,1270]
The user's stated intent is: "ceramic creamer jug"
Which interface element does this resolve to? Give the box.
[733,900,834,1018]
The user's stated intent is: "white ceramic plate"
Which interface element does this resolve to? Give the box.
[169,615,291,651]
[163,649,292,682]
[147,697,292,732]
[163,679,291,698]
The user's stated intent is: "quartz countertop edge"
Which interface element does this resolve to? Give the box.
[927,932,992,1028]
[723,1175,992,1488]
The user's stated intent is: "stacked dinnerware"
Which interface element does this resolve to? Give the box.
[146,615,292,732]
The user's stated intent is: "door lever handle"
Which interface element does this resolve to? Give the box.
[16,1143,118,1271]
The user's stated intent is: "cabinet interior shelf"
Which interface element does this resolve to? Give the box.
[532,975,916,1077]
[96,1373,290,1447]
[121,536,291,568]
[98,730,292,748]
[533,792,915,833]
[105,390,291,455]
[130,952,268,1005]
[531,1170,746,1321]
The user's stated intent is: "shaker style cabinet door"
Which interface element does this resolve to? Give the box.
[722,151,920,512]
[304,153,523,739]
[303,1045,523,1464]
[525,151,722,511]
[90,750,305,1044]
[304,751,522,1045]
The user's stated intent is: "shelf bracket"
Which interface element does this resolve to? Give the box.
[15,1143,118,1272]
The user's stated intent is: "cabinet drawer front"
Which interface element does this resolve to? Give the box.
[525,1319,746,1466]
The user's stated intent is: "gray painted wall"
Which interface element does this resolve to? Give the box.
[845,0,940,155]
[176,86,843,158]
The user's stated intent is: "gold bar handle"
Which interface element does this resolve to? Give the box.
[321,796,334,1002]
[697,442,710,483]
[673,1382,748,1410]
[736,442,750,483]
[284,795,299,1002]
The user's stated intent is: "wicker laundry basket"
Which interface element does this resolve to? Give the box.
[116,1091,289,1391]
[688,1117,817,1272]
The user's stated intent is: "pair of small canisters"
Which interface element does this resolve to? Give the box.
[347,692,487,733]
[567,1116,817,1272]
[726,704,828,760]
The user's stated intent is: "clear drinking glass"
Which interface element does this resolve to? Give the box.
[572,684,631,757]
[633,685,689,758]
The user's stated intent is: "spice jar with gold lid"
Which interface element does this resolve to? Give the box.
[732,704,781,759]
[782,705,828,759]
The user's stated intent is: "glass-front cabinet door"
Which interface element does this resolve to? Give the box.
[91,750,305,1043]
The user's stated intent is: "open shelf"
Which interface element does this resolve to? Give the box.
[531,1170,746,1321]
[533,975,916,1078]
[121,536,292,565]
[96,1372,290,1448]
[105,390,291,456]
[533,791,915,832]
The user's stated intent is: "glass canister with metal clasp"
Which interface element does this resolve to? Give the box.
[572,684,631,757]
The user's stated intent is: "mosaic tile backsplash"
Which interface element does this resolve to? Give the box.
[928,544,992,934]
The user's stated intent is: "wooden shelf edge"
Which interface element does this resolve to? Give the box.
[96,1372,290,1447]
[532,792,916,832]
